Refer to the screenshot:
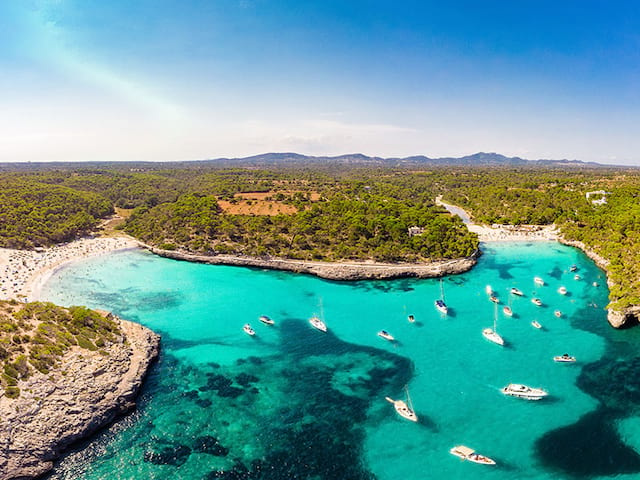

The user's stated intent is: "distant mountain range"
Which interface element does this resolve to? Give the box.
[203,151,605,168]
[0,152,622,171]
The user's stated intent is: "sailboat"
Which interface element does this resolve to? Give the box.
[483,302,504,345]
[385,385,418,422]
[309,298,328,332]
[435,278,448,314]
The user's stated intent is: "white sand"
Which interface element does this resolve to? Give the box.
[0,236,140,302]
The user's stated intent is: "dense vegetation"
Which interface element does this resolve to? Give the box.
[0,178,113,248]
[0,301,122,398]
[0,163,639,311]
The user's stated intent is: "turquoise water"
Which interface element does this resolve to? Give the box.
[40,242,640,479]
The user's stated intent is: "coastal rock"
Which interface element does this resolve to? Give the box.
[608,306,640,329]
[148,247,479,281]
[0,317,160,480]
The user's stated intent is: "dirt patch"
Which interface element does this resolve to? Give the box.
[218,200,297,216]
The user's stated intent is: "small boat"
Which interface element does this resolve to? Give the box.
[450,445,496,465]
[558,286,567,295]
[534,276,545,286]
[435,299,448,314]
[554,353,576,363]
[385,386,418,422]
[259,315,275,326]
[482,328,504,346]
[531,298,542,306]
[510,287,524,296]
[593,282,599,287]
[570,265,578,272]
[309,316,327,332]
[501,383,548,400]
[502,306,513,317]
[554,310,562,318]
[574,274,581,280]
[531,320,542,329]
[483,303,504,346]
[436,279,448,314]
[243,324,255,336]
[489,294,499,303]
[378,330,395,341]
[485,285,493,295]
[407,314,415,323]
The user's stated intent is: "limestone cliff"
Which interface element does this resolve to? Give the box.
[0,317,160,480]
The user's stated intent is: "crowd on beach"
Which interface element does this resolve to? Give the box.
[468,224,559,242]
[0,237,139,302]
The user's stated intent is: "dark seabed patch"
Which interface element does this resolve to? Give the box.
[535,408,640,478]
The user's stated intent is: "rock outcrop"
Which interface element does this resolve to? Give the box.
[148,248,479,281]
[0,317,160,480]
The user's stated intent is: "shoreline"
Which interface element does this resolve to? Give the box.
[0,236,141,302]
[147,247,481,281]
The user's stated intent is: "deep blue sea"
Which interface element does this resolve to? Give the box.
[40,242,640,480]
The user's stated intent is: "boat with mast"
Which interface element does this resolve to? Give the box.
[483,302,504,345]
[385,385,418,422]
[435,278,448,314]
[309,298,328,332]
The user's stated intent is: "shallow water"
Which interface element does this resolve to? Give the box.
[40,242,640,479]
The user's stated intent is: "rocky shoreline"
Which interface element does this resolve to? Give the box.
[558,237,639,329]
[147,247,481,281]
[0,315,160,480]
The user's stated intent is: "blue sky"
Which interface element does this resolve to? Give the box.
[1,1,639,164]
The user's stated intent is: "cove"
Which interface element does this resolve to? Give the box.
[40,242,640,479]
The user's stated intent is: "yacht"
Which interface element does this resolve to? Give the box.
[558,286,567,295]
[385,387,418,422]
[502,306,513,317]
[489,294,499,303]
[377,330,395,341]
[510,287,524,296]
[554,354,576,363]
[309,316,327,332]
[450,445,496,465]
[501,383,548,400]
[531,320,542,329]
[243,324,256,336]
[482,328,504,346]
[259,315,275,326]
[435,299,448,315]
[534,276,545,286]
[554,310,562,318]
[531,298,542,306]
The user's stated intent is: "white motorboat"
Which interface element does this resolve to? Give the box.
[558,286,567,295]
[531,320,542,329]
[243,324,256,336]
[534,277,545,286]
[377,330,395,341]
[450,445,496,465]
[510,287,524,296]
[483,303,504,346]
[574,274,581,280]
[570,264,578,272]
[385,386,418,422]
[485,285,493,295]
[407,314,415,323]
[554,354,576,363]
[501,383,548,400]
[531,298,542,306]
[503,306,513,317]
[554,310,562,318]
[593,282,599,287]
[259,315,275,326]
[309,316,327,332]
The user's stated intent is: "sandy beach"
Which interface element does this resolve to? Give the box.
[0,236,140,302]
